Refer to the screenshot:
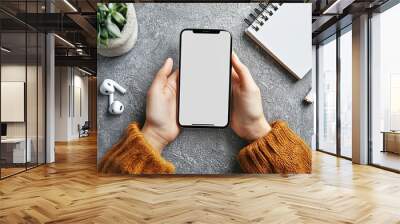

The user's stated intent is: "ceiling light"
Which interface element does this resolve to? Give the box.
[54,34,75,48]
[76,48,87,56]
[63,0,78,12]
[1,47,11,53]
[78,67,93,76]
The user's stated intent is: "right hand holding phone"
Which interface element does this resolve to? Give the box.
[230,53,271,142]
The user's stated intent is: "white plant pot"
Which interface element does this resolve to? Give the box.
[98,3,138,57]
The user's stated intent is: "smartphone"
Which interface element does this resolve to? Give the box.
[178,29,232,128]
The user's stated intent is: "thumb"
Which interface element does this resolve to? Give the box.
[152,58,173,87]
[231,52,255,88]
[167,69,179,92]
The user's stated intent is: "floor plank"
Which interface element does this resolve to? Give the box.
[0,135,400,224]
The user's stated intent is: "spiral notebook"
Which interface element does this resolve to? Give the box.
[245,3,312,80]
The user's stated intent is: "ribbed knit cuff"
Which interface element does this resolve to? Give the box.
[237,120,312,174]
[99,122,175,174]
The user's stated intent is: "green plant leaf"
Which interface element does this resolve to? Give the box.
[98,25,108,47]
[97,3,108,12]
[100,37,108,46]
[119,5,127,17]
[97,3,127,45]
[98,10,104,18]
[112,11,126,26]
[108,3,115,10]
[97,30,101,46]
[100,27,108,39]
[106,17,121,38]
[108,31,117,39]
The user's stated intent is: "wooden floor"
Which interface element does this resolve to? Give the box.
[1,135,400,224]
[1,167,26,178]
[1,163,45,178]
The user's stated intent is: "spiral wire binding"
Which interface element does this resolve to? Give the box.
[244,1,284,32]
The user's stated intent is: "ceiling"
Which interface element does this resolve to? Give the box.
[0,0,97,73]
[0,0,96,14]
[311,0,390,43]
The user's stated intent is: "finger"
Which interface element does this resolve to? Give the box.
[231,52,255,86]
[152,58,173,87]
[231,67,240,83]
[231,68,241,94]
[167,69,179,92]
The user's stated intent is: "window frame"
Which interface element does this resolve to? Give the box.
[316,24,353,160]
[367,1,400,173]
[0,0,48,180]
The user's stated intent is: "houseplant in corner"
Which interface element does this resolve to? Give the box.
[97,3,138,57]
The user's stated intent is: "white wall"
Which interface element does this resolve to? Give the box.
[55,66,69,141]
[72,72,89,138]
[54,67,89,141]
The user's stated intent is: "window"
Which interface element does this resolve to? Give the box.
[390,74,400,130]
[340,28,352,158]
[317,25,353,159]
[318,36,337,154]
[370,3,400,171]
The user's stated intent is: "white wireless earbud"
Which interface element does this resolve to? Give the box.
[107,93,125,115]
[100,79,127,95]
[100,79,126,115]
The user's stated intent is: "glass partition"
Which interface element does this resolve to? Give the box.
[0,1,46,179]
[27,31,38,169]
[317,26,354,160]
[38,32,45,165]
[318,36,337,154]
[339,28,352,158]
[1,31,28,177]
[370,3,400,171]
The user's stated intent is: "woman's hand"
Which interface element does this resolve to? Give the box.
[231,53,271,142]
[142,58,180,153]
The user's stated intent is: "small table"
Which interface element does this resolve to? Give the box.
[381,131,400,154]
[1,138,31,164]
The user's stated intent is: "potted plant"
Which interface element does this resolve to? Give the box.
[97,3,138,57]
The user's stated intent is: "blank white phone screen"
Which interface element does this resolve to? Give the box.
[179,30,231,127]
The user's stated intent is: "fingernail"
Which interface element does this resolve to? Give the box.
[165,57,173,64]
[232,52,239,61]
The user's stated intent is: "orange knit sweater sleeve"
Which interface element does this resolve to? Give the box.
[99,120,311,174]
[237,120,312,174]
[98,122,175,174]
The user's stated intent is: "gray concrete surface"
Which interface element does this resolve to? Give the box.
[97,3,313,174]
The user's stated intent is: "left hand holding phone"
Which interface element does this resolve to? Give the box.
[142,58,180,153]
